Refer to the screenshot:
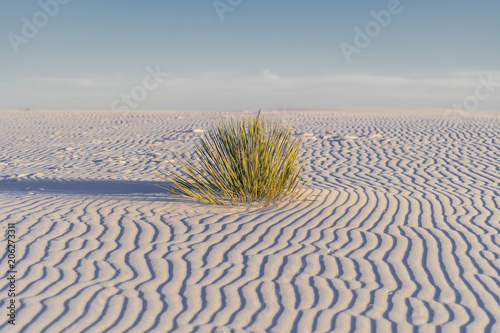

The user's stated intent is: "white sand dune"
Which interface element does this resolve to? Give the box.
[1,109,499,332]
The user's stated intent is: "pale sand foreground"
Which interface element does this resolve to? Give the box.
[0,109,499,332]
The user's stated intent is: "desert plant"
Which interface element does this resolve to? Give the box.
[158,112,307,207]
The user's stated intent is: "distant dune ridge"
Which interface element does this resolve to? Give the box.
[0,109,499,332]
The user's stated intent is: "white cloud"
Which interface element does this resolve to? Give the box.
[148,70,500,110]
[261,70,280,81]
[23,77,96,87]
[4,71,500,111]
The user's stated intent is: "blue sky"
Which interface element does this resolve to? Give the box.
[1,0,499,111]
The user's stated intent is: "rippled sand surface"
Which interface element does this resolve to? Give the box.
[0,109,499,332]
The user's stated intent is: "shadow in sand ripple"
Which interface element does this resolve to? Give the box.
[0,179,167,195]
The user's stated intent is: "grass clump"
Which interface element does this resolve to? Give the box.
[158,113,307,207]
